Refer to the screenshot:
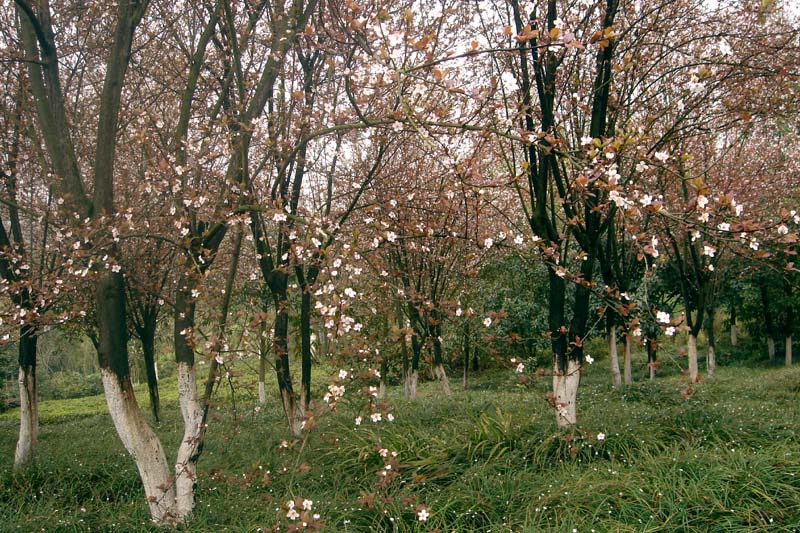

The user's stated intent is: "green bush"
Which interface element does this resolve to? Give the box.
[38,371,103,401]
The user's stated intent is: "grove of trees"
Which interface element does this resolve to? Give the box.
[1,0,798,525]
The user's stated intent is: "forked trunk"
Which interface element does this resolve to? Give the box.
[623,333,632,385]
[433,363,451,395]
[687,334,699,383]
[553,359,580,428]
[174,362,203,520]
[608,327,621,388]
[101,370,175,521]
[14,364,37,468]
[786,336,793,367]
[768,337,776,360]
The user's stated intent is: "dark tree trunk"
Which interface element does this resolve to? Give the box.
[140,328,160,422]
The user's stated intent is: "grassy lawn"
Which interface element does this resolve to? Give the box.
[2,351,800,532]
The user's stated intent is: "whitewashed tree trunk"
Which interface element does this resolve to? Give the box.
[101,370,176,522]
[14,366,37,468]
[405,370,418,400]
[623,334,632,385]
[174,363,203,521]
[688,334,699,383]
[608,331,621,388]
[378,379,386,399]
[553,360,580,428]
[433,364,451,396]
[649,363,656,381]
[258,381,267,405]
[707,345,716,379]
[786,336,793,367]
[730,323,737,346]
[281,389,304,437]
[768,337,776,360]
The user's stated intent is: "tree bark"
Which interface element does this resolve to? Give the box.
[623,332,632,385]
[430,323,451,395]
[14,326,37,468]
[101,369,175,520]
[258,320,268,405]
[768,337,776,361]
[786,336,793,367]
[462,321,470,389]
[729,304,737,346]
[140,328,160,422]
[608,320,621,388]
[553,359,580,428]
[687,333,699,383]
[705,306,716,378]
[647,336,657,380]
[405,334,422,400]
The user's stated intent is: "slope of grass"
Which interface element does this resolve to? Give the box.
[2,356,800,532]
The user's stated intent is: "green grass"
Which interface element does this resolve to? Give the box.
[2,353,800,532]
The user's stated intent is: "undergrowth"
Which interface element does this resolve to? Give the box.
[2,359,800,532]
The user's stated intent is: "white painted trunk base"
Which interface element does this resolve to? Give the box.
[14,366,37,468]
[281,388,304,437]
[786,336,793,367]
[608,333,621,388]
[707,345,716,378]
[730,324,737,346]
[258,381,266,405]
[687,334,699,383]
[405,370,418,400]
[768,338,776,360]
[434,364,451,396]
[101,370,176,522]
[623,335,632,385]
[649,364,656,381]
[378,380,386,399]
[174,363,203,521]
[553,360,580,428]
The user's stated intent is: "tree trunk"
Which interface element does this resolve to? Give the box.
[646,336,657,380]
[768,337,776,361]
[786,335,793,367]
[299,289,312,414]
[141,331,160,422]
[174,362,203,520]
[706,307,716,379]
[623,332,632,385]
[101,369,175,521]
[378,356,388,399]
[553,359,580,428]
[430,325,451,395]
[405,334,422,400]
[730,304,737,346]
[462,321,470,390]
[14,326,37,468]
[687,333,699,383]
[172,276,205,521]
[258,320,268,405]
[273,302,302,436]
[608,322,621,388]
